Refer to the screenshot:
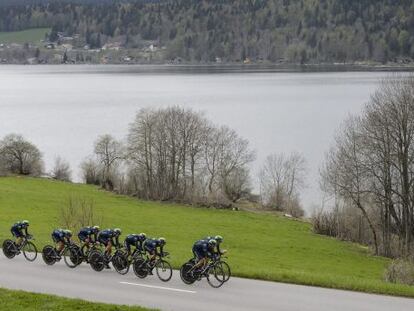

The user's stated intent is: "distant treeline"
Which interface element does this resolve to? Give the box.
[0,0,414,64]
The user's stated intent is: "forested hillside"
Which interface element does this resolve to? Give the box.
[0,0,413,64]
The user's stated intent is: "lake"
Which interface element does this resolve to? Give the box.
[0,65,407,212]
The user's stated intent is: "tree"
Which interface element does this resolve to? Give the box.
[259,152,306,216]
[94,134,124,190]
[127,107,254,205]
[320,75,414,257]
[51,156,71,182]
[0,134,43,176]
[398,30,410,55]
[80,157,100,185]
[221,166,251,203]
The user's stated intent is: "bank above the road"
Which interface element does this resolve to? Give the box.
[0,176,413,298]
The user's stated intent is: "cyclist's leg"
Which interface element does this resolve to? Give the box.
[124,240,131,255]
[57,241,64,252]
[12,229,23,246]
[193,248,206,269]
[106,241,112,256]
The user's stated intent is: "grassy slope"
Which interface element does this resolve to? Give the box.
[0,28,49,44]
[0,177,413,297]
[0,287,153,311]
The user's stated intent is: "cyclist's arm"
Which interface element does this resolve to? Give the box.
[24,227,29,236]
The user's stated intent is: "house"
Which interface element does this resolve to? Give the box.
[102,42,122,51]
[26,58,38,65]
[61,44,73,51]
[122,56,132,62]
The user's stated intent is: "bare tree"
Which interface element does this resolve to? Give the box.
[320,75,414,257]
[94,134,124,190]
[51,156,71,182]
[127,107,254,206]
[0,134,43,176]
[222,166,252,203]
[80,157,100,185]
[259,152,306,216]
[205,126,255,198]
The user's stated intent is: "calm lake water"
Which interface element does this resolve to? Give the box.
[0,65,407,212]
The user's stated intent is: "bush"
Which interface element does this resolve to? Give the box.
[384,259,414,285]
[51,156,71,182]
[312,208,338,237]
[60,196,102,233]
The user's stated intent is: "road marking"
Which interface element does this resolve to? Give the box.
[120,281,197,294]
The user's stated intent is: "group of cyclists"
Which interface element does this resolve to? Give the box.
[7,220,229,287]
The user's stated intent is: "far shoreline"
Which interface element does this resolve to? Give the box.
[1,62,414,73]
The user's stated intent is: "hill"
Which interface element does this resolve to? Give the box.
[0,0,413,64]
[0,176,413,297]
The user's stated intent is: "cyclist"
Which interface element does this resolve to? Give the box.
[144,237,166,273]
[192,238,217,272]
[52,229,72,253]
[202,235,225,255]
[11,220,30,246]
[78,225,100,247]
[124,233,146,256]
[97,228,122,258]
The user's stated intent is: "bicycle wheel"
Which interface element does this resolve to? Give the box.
[180,262,196,285]
[207,264,225,288]
[23,241,38,262]
[156,259,172,282]
[89,250,105,272]
[42,245,57,265]
[63,246,80,268]
[132,257,148,279]
[218,261,231,282]
[2,240,17,259]
[112,252,129,275]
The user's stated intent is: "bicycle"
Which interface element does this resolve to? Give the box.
[42,241,82,268]
[89,243,129,273]
[132,251,173,282]
[215,252,231,282]
[2,235,38,262]
[79,241,102,264]
[180,255,227,288]
[111,246,147,275]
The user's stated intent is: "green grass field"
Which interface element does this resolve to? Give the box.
[0,28,49,44]
[0,176,413,297]
[0,287,153,311]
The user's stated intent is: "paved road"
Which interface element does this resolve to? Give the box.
[0,255,413,311]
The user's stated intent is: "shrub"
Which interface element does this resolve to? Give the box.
[384,259,414,285]
[60,196,102,233]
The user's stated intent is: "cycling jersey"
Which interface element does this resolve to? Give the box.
[52,229,70,243]
[11,222,28,238]
[78,227,98,243]
[144,238,163,255]
[202,236,222,254]
[98,229,120,247]
[124,234,145,253]
[192,240,214,259]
